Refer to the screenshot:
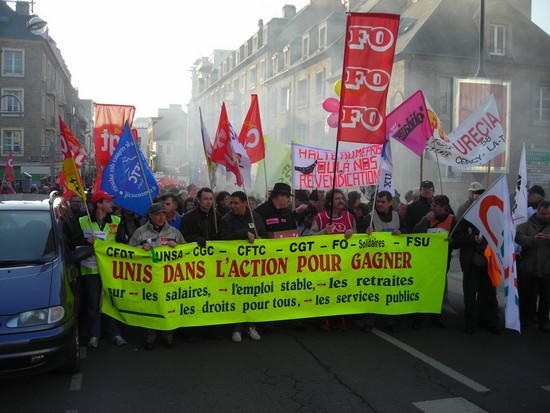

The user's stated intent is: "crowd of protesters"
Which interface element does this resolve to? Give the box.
[27,178,547,350]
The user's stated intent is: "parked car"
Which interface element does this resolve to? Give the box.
[0,192,92,378]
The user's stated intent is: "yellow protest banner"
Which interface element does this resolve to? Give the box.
[94,233,448,330]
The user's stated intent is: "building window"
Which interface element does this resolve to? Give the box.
[283,47,290,70]
[272,53,279,75]
[319,24,327,50]
[489,24,506,56]
[249,66,257,88]
[297,78,308,107]
[2,49,24,77]
[437,77,452,116]
[315,70,325,99]
[1,89,24,116]
[240,71,246,91]
[259,59,266,82]
[253,34,258,52]
[236,49,241,64]
[270,89,277,115]
[281,86,290,112]
[533,84,550,124]
[1,128,23,156]
[302,35,310,59]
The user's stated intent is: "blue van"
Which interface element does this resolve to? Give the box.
[0,192,92,378]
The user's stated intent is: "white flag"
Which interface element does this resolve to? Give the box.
[512,144,528,225]
[463,175,520,332]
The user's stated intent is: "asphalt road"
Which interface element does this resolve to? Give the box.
[2,254,549,413]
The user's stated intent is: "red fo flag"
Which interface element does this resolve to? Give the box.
[93,103,135,169]
[5,150,15,183]
[239,94,265,164]
[211,103,242,186]
[337,13,400,144]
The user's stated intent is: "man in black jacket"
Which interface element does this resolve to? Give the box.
[180,187,221,245]
[220,191,267,342]
[254,182,297,235]
[404,180,435,233]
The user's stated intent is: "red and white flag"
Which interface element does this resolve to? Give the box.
[59,117,87,200]
[93,103,135,169]
[5,150,15,183]
[463,175,520,332]
[337,13,400,144]
[239,94,265,164]
[211,103,242,186]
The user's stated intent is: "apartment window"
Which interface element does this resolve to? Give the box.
[302,35,310,59]
[259,59,266,82]
[1,128,23,156]
[253,34,258,52]
[297,78,309,107]
[270,89,277,115]
[249,66,257,88]
[0,89,24,115]
[240,71,246,91]
[2,49,24,77]
[272,53,279,75]
[315,70,325,99]
[533,84,550,124]
[283,47,290,70]
[489,24,506,56]
[437,77,452,116]
[236,49,241,64]
[281,86,290,112]
[319,24,327,50]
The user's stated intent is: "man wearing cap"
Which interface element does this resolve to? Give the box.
[254,182,298,235]
[527,185,546,218]
[404,180,435,233]
[77,190,125,348]
[129,202,185,349]
[456,182,483,220]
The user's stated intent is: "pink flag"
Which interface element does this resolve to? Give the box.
[386,90,433,156]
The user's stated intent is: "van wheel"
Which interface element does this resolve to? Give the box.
[58,324,80,374]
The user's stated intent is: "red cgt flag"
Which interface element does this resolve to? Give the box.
[239,94,265,164]
[337,13,400,145]
[93,103,135,169]
[211,103,243,186]
[5,150,15,183]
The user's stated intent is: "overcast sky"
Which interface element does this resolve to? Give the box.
[31,0,550,119]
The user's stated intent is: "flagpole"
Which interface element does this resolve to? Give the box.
[486,160,491,189]
[263,160,268,201]
[128,122,154,205]
[432,139,444,194]
[199,107,218,233]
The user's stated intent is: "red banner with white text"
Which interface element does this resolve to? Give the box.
[338,13,400,145]
[93,104,135,169]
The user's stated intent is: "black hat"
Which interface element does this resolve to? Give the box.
[528,185,545,198]
[148,202,167,214]
[420,180,434,189]
[271,182,293,196]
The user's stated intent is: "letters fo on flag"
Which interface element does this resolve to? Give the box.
[238,94,265,164]
[100,123,158,217]
[462,175,520,332]
[5,150,15,183]
[94,104,136,169]
[386,90,433,156]
[211,103,242,186]
[337,13,400,145]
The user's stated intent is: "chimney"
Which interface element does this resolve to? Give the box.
[15,1,31,16]
[282,5,297,19]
